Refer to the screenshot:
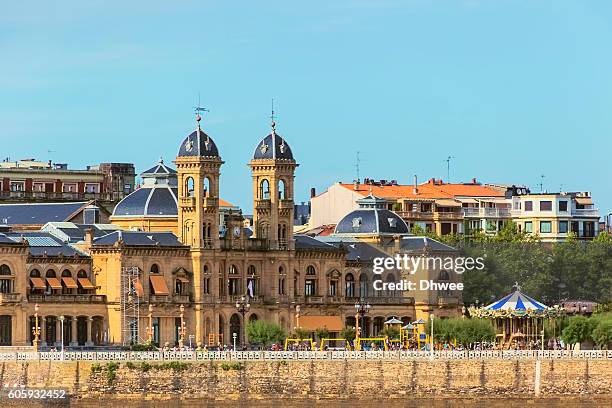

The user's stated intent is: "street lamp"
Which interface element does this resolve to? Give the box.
[429,313,435,360]
[235,295,250,350]
[354,298,371,350]
[147,304,153,344]
[295,305,301,330]
[178,305,186,348]
[58,315,65,360]
[32,303,40,351]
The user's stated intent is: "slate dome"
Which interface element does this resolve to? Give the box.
[112,159,179,218]
[334,194,409,235]
[177,116,220,158]
[252,123,294,161]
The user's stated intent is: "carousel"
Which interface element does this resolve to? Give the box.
[468,283,564,349]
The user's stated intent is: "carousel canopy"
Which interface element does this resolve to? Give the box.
[384,318,403,325]
[485,289,547,311]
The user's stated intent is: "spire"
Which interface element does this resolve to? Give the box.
[270,98,285,157]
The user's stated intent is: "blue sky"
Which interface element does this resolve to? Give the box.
[1,1,611,215]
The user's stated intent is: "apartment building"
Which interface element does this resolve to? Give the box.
[511,191,599,241]
[310,178,507,236]
[0,159,135,204]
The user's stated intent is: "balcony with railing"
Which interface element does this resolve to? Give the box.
[438,296,461,306]
[279,199,294,210]
[462,207,511,218]
[179,196,196,209]
[149,295,170,303]
[304,295,324,304]
[173,294,191,303]
[395,211,433,220]
[254,200,271,210]
[572,208,600,217]
[0,191,125,202]
[0,293,21,303]
[433,211,463,221]
[27,294,106,303]
[203,197,218,208]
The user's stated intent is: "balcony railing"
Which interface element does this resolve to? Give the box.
[433,212,463,220]
[179,196,195,208]
[304,295,324,304]
[572,209,600,217]
[254,200,271,210]
[462,208,511,218]
[203,197,218,208]
[396,211,433,220]
[149,295,170,303]
[438,296,461,306]
[0,191,125,202]
[279,199,294,210]
[27,294,106,303]
[0,293,21,303]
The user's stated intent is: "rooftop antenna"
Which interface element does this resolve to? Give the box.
[538,175,545,192]
[444,156,455,183]
[355,151,361,182]
[270,98,276,133]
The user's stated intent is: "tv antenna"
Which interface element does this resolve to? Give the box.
[444,156,455,183]
[355,151,361,181]
[538,175,545,192]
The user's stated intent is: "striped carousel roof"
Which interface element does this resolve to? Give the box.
[485,289,547,311]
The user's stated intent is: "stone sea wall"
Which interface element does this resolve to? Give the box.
[0,359,610,402]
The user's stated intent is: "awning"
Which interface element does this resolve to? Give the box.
[299,316,343,332]
[575,197,593,205]
[46,277,62,290]
[30,277,46,289]
[149,275,169,295]
[78,277,96,290]
[134,278,144,297]
[62,277,78,289]
[176,276,189,283]
[435,199,461,207]
[384,318,403,325]
[458,198,479,204]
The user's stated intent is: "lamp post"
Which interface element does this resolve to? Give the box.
[354,298,371,350]
[58,315,65,360]
[295,305,301,330]
[235,295,250,350]
[232,332,237,351]
[178,305,186,348]
[32,303,40,351]
[148,304,153,344]
[429,313,435,360]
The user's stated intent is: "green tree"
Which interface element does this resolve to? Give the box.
[293,327,311,340]
[315,327,330,341]
[591,318,612,348]
[561,316,598,345]
[379,326,400,339]
[246,320,287,346]
[340,326,356,342]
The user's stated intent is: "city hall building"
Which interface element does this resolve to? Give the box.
[0,115,461,348]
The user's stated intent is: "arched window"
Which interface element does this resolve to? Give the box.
[230,314,241,347]
[185,177,195,197]
[359,274,368,298]
[278,179,286,200]
[203,177,211,197]
[0,265,11,294]
[228,265,240,296]
[345,273,355,298]
[77,270,87,278]
[247,265,256,276]
[259,179,270,200]
[45,269,56,278]
[246,266,258,297]
[305,266,316,297]
[258,222,269,239]
[150,264,159,274]
[30,269,40,277]
[61,269,72,277]
[278,266,286,295]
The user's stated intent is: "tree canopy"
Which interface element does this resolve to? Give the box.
[246,320,287,346]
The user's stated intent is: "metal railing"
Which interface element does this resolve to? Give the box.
[27,294,106,303]
[0,293,21,303]
[462,208,511,218]
[1,350,610,362]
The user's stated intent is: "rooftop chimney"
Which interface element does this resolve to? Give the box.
[354,179,360,190]
[413,175,418,195]
[472,178,477,184]
[310,187,316,198]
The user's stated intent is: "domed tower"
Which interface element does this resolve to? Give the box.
[174,111,224,249]
[249,116,298,250]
